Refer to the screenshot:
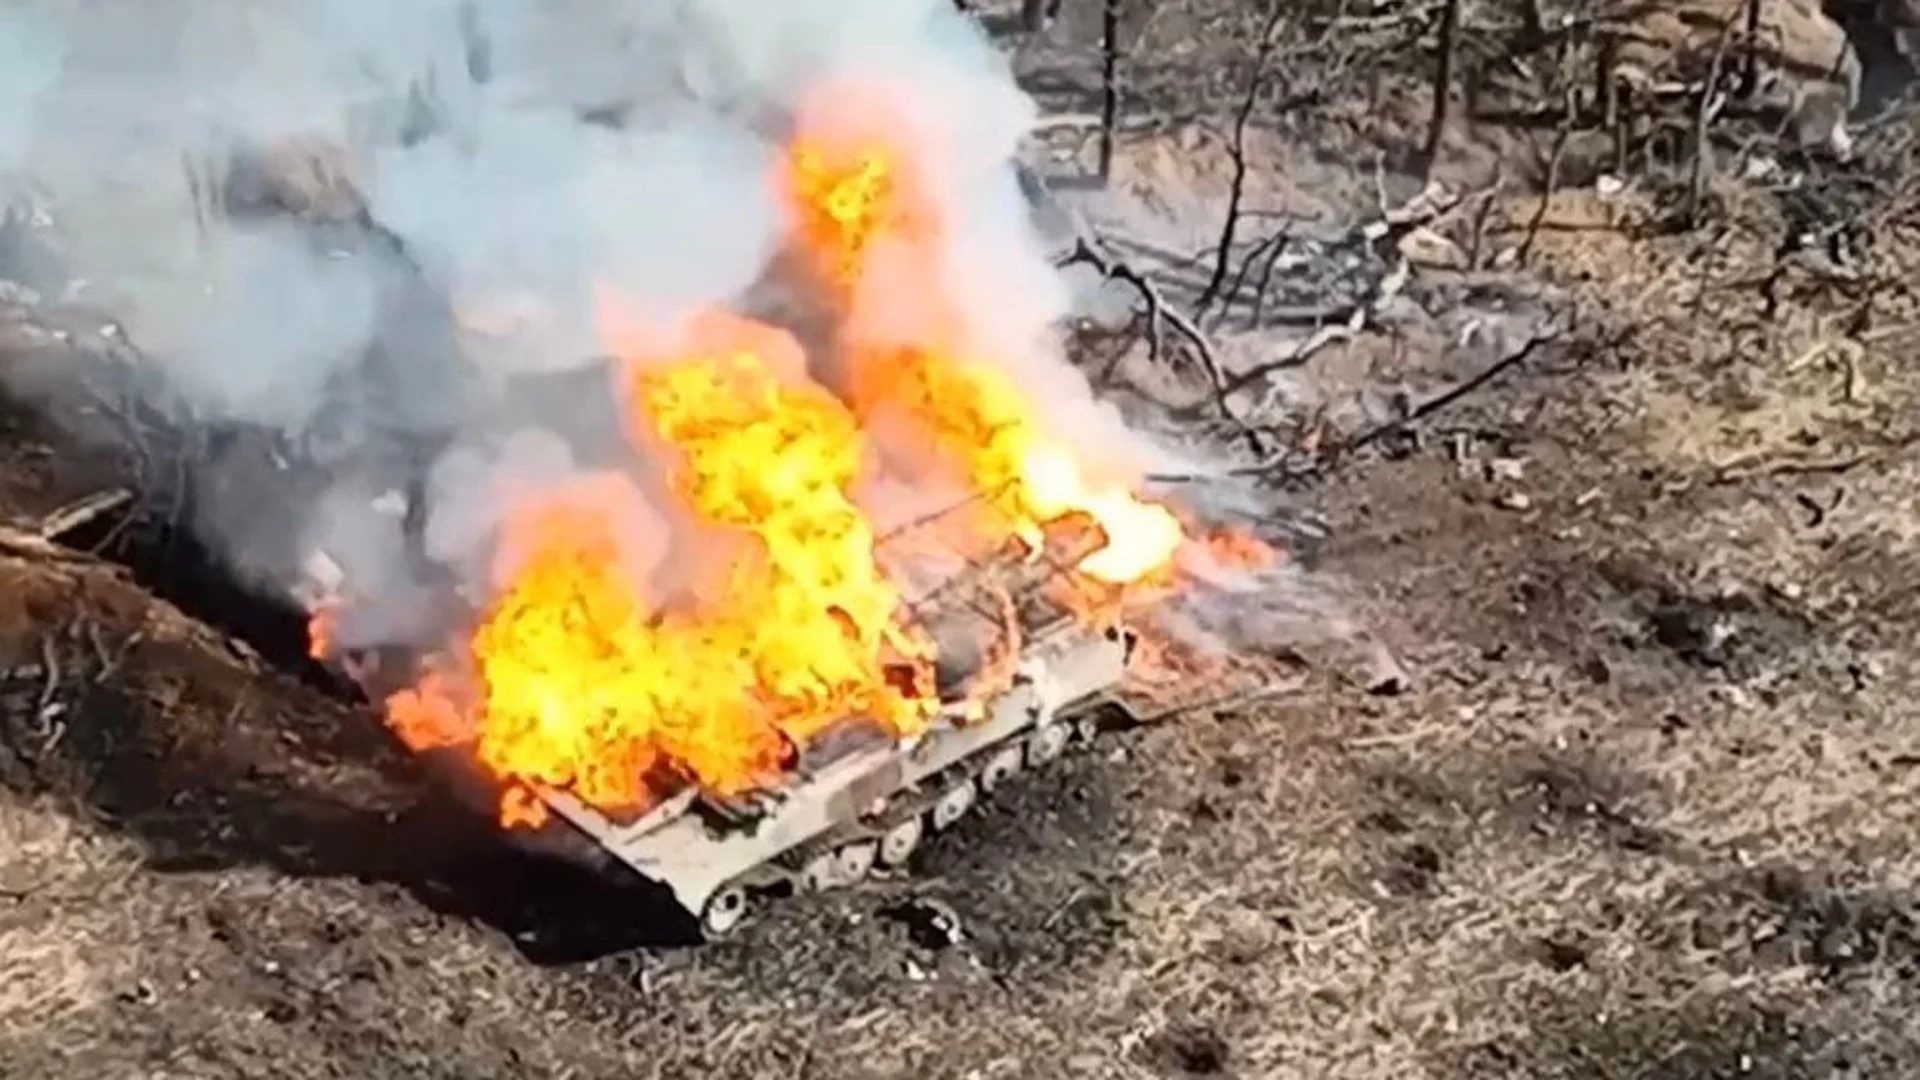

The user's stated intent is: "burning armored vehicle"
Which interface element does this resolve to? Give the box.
[124,12,1287,938]
[285,120,1254,936]
[0,0,1302,942]
[318,510,1151,938]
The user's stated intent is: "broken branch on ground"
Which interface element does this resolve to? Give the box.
[1709,430,1920,486]
[1334,317,1571,457]
[36,487,134,543]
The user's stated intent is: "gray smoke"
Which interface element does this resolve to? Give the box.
[1,0,1302,669]
[0,1,1038,642]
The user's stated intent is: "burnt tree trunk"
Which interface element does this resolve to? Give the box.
[1520,0,1546,43]
[1195,3,1288,316]
[1098,0,1121,182]
[1738,0,1764,100]
[1424,0,1464,176]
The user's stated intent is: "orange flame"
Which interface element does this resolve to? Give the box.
[307,86,1238,830]
[370,312,938,825]
[614,310,937,752]
[305,604,337,661]
[784,125,1183,586]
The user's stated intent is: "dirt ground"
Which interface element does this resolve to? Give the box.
[4,6,1920,1080]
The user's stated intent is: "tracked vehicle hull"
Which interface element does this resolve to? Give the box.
[540,621,1134,937]
[302,505,1146,937]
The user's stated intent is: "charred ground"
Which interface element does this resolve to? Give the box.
[5,1,1920,1077]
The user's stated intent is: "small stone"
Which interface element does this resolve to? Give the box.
[1397,225,1467,270]
[1495,491,1532,511]
[1816,928,1857,963]
[1486,457,1525,482]
[1365,646,1411,696]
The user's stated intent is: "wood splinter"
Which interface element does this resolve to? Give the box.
[36,487,134,543]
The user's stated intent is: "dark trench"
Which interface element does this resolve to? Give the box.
[42,489,705,960]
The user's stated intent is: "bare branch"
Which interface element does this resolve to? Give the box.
[1057,234,1268,455]
[1248,229,1294,328]
[34,634,61,724]
[1195,3,1289,317]
[1517,92,1576,267]
[1684,17,1739,230]
[1335,319,1569,457]
[36,487,134,543]
[1218,321,1359,396]
[1220,226,1291,329]
[0,524,76,562]
[1463,168,1504,269]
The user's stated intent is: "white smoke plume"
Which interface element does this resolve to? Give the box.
[0,0,1183,650]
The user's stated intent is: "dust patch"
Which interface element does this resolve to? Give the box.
[1650,863,1920,988]
[1450,991,1889,1080]
[0,799,132,1048]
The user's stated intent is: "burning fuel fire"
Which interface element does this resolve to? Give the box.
[310,100,1251,829]
[786,127,1184,586]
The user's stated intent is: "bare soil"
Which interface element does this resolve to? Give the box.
[5,7,1920,1079]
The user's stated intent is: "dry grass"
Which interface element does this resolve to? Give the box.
[0,8,1917,1077]
[1,293,1916,1077]
[0,801,128,1043]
